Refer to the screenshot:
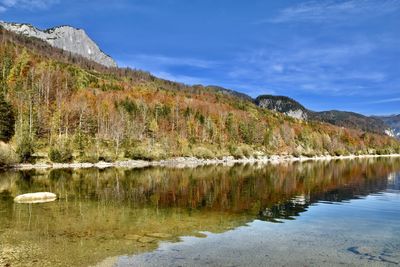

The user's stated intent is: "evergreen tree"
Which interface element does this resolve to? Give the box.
[0,93,15,143]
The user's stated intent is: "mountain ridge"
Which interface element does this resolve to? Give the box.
[0,21,117,68]
[374,115,400,138]
[255,95,397,136]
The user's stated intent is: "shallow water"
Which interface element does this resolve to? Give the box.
[0,158,399,266]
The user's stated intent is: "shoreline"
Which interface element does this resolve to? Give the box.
[7,153,400,171]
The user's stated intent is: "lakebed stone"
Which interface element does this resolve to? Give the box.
[137,237,157,243]
[145,233,172,239]
[124,234,142,241]
[14,192,57,204]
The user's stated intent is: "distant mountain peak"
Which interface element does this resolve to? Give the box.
[255,94,396,136]
[374,115,400,138]
[0,21,116,68]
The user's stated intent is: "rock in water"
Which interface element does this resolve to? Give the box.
[145,233,172,239]
[14,192,57,204]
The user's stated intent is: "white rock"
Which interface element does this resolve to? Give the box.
[14,192,57,204]
[0,21,117,68]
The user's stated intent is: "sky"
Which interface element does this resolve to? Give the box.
[0,0,399,115]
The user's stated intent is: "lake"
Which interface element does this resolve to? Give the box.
[0,158,399,266]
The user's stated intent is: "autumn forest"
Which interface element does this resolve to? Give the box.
[0,27,399,166]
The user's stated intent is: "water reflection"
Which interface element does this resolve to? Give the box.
[0,158,399,266]
[387,172,400,191]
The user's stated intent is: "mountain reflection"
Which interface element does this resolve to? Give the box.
[0,158,399,267]
[258,171,390,222]
[0,158,398,219]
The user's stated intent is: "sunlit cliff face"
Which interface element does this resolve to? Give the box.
[0,21,117,67]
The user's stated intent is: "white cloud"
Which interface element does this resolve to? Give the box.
[227,38,393,96]
[153,71,212,86]
[1,0,17,7]
[369,97,400,104]
[267,0,400,23]
[0,0,58,11]
[271,64,284,73]
[116,54,219,87]
[121,54,219,70]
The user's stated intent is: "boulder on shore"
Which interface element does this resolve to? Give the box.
[14,192,57,204]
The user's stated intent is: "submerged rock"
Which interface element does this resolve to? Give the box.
[145,233,172,239]
[137,236,157,243]
[124,234,141,241]
[14,192,57,204]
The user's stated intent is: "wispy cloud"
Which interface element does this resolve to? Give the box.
[125,54,220,69]
[369,97,400,104]
[152,71,213,86]
[116,54,220,86]
[0,0,59,12]
[265,0,400,24]
[225,37,396,97]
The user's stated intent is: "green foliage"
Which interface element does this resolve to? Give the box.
[0,142,18,166]
[49,146,73,163]
[73,129,87,158]
[125,145,167,161]
[16,132,35,163]
[148,119,159,136]
[0,93,15,142]
[334,149,349,157]
[229,144,254,159]
[191,146,215,159]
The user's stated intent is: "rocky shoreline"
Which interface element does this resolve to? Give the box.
[8,154,400,170]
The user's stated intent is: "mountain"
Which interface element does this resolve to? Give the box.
[255,95,390,135]
[0,21,117,68]
[255,95,309,120]
[375,115,400,138]
[310,110,388,134]
[0,24,398,165]
[205,85,254,102]
[1,20,391,137]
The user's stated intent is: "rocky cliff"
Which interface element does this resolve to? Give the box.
[0,21,116,68]
[255,95,309,120]
[375,115,400,138]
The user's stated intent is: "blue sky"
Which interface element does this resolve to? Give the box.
[1,0,399,115]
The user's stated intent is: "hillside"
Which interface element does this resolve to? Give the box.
[255,95,391,135]
[375,115,400,138]
[311,110,388,134]
[0,25,399,165]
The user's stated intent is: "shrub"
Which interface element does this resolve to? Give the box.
[16,134,35,163]
[292,151,301,158]
[125,145,167,161]
[230,146,244,159]
[241,145,254,158]
[79,152,99,163]
[334,149,349,156]
[192,146,214,159]
[302,151,317,157]
[0,142,18,166]
[229,144,254,159]
[0,94,15,143]
[49,146,73,163]
[376,148,392,155]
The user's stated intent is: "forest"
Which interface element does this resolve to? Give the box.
[0,26,399,166]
